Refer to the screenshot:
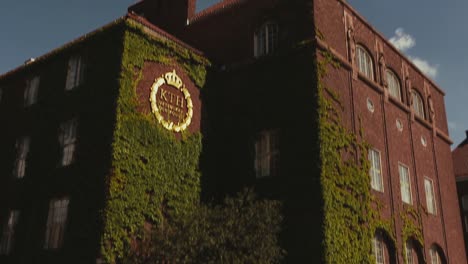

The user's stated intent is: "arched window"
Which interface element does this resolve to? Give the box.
[254,22,279,57]
[386,70,402,101]
[405,241,415,264]
[429,245,446,264]
[373,230,397,264]
[411,90,425,119]
[405,239,425,264]
[356,45,374,80]
[373,233,385,264]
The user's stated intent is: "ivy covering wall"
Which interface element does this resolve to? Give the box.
[316,50,398,263]
[100,20,209,263]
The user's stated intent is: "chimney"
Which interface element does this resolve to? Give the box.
[128,0,196,34]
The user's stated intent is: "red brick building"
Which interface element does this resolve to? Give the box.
[452,131,468,259]
[0,0,466,263]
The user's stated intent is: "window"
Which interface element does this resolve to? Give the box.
[65,54,85,90]
[399,163,412,204]
[0,211,20,255]
[24,76,40,106]
[0,86,3,103]
[369,149,383,192]
[429,246,442,264]
[462,195,468,211]
[59,119,78,166]
[411,90,425,119]
[386,70,402,101]
[464,215,468,233]
[14,136,30,178]
[44,198,69,249]
[405,241,414,264]
[255,130,279,178]
[424,178,437,215]
[373,233,385,264]
[254,22,278,57]
[356,45,374,80]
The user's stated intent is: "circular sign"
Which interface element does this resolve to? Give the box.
[149,70,193,132]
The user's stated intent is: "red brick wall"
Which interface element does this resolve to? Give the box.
[315,0,466,262]
[134,62,201,134]
[181,0,313,65]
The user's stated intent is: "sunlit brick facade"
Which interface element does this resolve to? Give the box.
[0,0,465,263]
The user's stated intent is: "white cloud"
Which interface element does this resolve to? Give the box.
[389,28,415,52]
[388,28,438,79]
[408,56,439,79]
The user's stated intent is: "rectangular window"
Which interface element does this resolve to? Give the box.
[0,211,20,255]
[59,119,78,166]
[24,76,40,106]
[65,55,85,91]
[44,198,69,249]
[14,137,30,178]
[369,149,384,192]
[424,177,437,215]
[255,130,279,178]
[254,22,278,57]
[399,163,412,204]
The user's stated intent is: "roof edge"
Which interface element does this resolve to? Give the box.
[0,17,127,80]
[126,13,205,57]
[190,0,246,23]
[337,0,446,96]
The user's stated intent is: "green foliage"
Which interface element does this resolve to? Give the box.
[100,19,208,263]
[317,50,395,263]
[100,19,284,264]
[401,205,424,262]
[124,189,284,264]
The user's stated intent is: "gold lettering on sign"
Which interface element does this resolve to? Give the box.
[149,70,193,132]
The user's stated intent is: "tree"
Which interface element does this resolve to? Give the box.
[124,189,285,264]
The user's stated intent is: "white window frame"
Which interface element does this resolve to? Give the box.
[356,45,374,80]
[65,54,85,91]
[405,241,414,264]
[14,136,30,179]
[424,177,437,215]
[411,90,425,119]
[386,70,402,101]
[24,76,40,106]
[255,130,279,178]
[373,233,385,264]
[0,210,20,255]
[59,119,78,166]
[429,246,442,264]
[254,22,279,57]
[44,198,69,250]
[399,163,412,205]
[369,148,384,192]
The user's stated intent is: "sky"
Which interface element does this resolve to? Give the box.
[347,0,468,147]
[0,0,467,146]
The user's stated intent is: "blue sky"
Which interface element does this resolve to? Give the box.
[348,0,468,147]
[1,0,467,146]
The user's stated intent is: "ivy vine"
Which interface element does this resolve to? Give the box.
[100,19,209,263]
[317,49,396,263]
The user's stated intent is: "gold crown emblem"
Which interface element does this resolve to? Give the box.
[165,70,183,89]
